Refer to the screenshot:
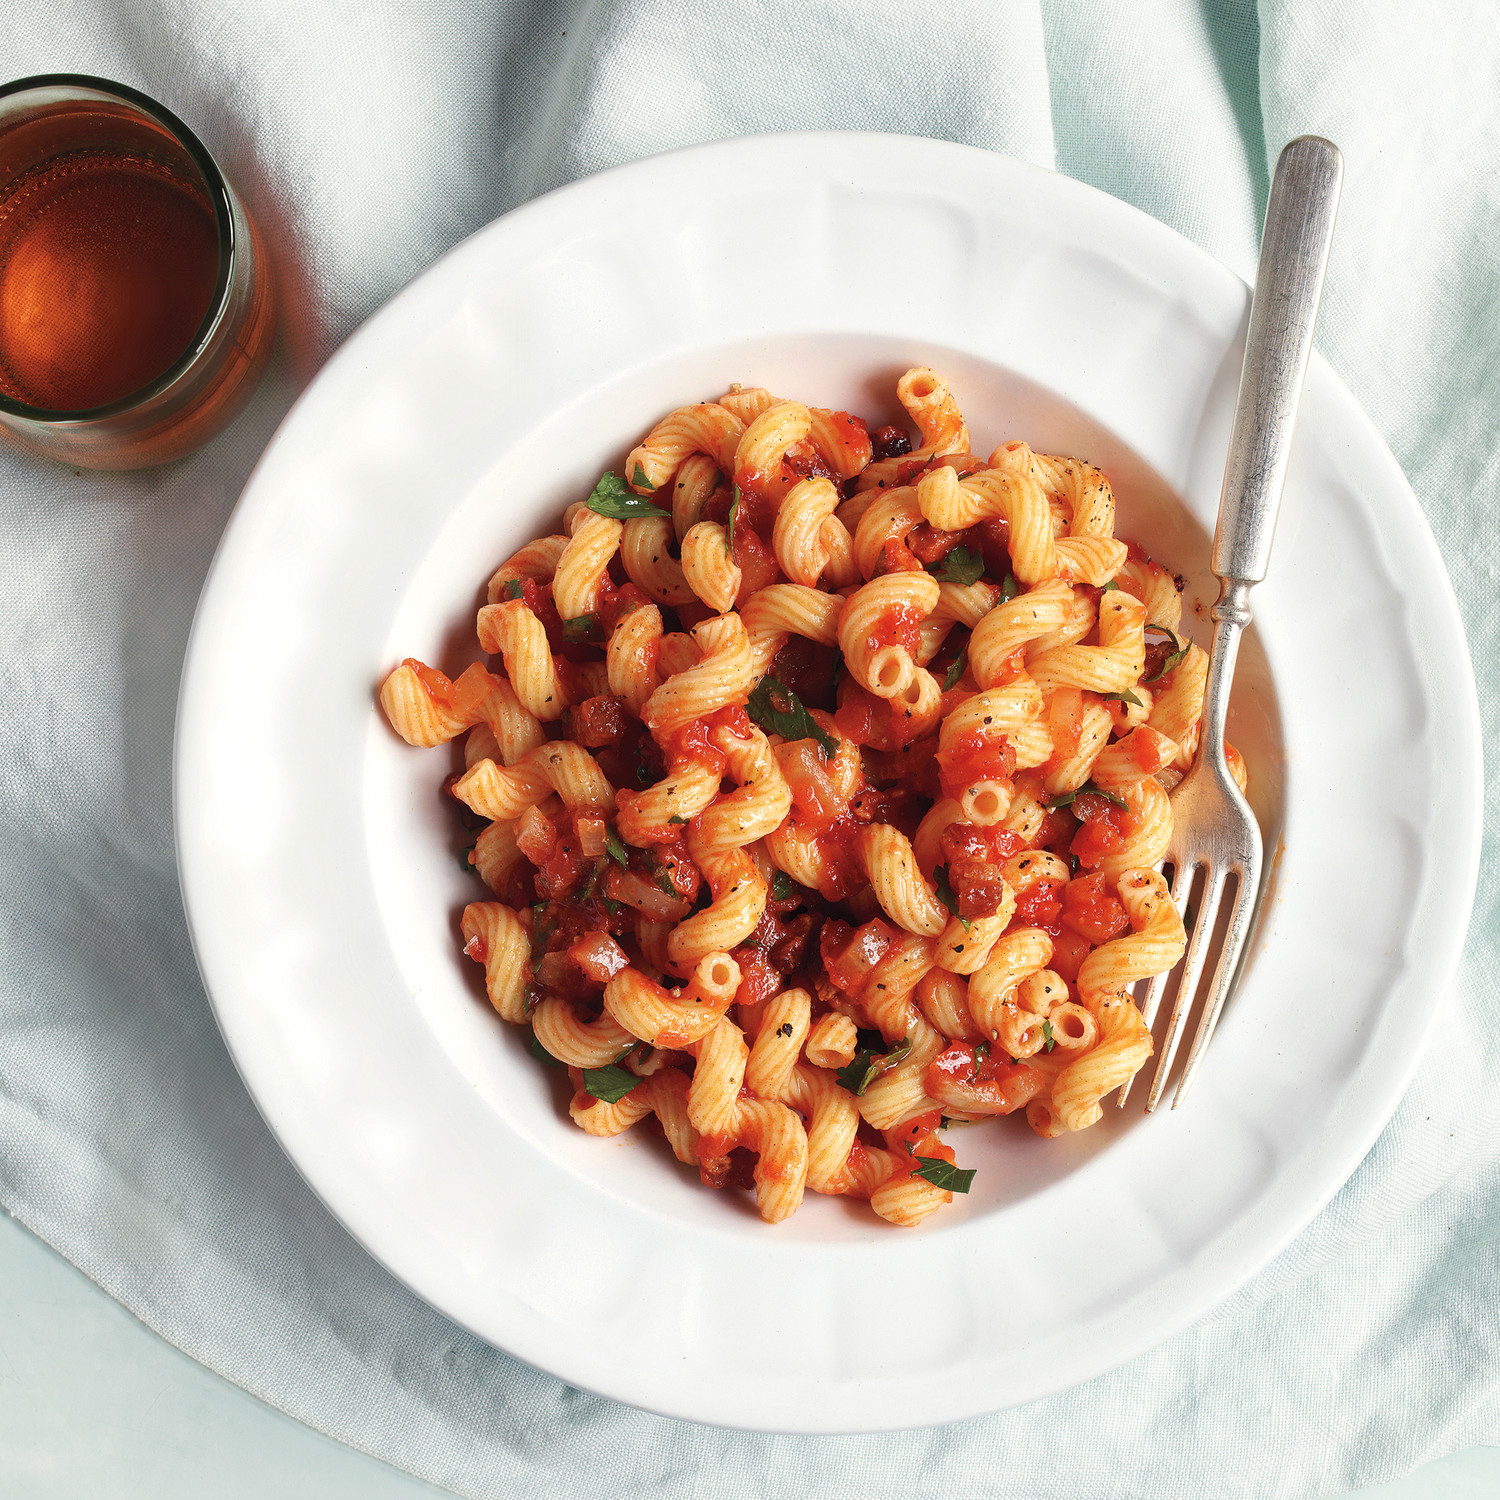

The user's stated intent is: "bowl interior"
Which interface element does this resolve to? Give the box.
[360,331,1286,1241]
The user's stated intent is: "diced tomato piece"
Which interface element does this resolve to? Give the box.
[731,950,783,1009]
[821,917,894,994]
[1060,872,1130,943]
[731,522,781,602]
[597,578,652,633]
[935,727,1016,802]
[1070,797,1127,869]
[868,603,924,659]
[1012,876,1066,930]
[1049,926,1091,983]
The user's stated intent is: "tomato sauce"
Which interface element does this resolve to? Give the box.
[935,727,1016,802]
[866,603,924,661]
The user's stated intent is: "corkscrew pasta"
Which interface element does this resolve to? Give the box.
[379,369,1245,1228]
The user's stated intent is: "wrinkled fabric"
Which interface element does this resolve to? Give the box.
[1,3,1497,1497]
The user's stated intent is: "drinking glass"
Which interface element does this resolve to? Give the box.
[0,74,278,469]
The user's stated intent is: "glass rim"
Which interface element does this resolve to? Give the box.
[0,72,237,425]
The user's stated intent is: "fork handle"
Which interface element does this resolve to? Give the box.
[1213,135,1343,588]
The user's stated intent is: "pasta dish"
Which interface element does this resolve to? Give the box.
[378,368,1243,1227]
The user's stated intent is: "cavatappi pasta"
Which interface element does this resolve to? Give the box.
[379,369,1246,1227]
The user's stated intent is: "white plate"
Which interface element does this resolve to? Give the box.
[175,132,1482,1432]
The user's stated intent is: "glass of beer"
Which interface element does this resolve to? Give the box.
[0,74,278,470]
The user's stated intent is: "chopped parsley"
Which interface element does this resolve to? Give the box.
[747,674,839,760]
[561,612,602,643]
[926,545,983,585]
[630,462,656,492]
[942,648,968,692]
[1048,780,1126,810]
[914,1157,976,1193]
[999,573,1020,603]
[604,825,629,869]
[1102,689,1144,708]
[586,470,669,520]
[581,1064,639,1103]
[1142,625,1190,683]
[502,578,524,600]
[726,485,742,556]
[1041,1018,1056,1053]
[771,870,794,901]
[834,1035,913,1096]
[457,845,476,875]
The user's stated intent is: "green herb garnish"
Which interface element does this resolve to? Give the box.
[771,870,794,901]
[834,1035,912,1096]
[933,867,971,933]
[604,825,629,869]
[999,574,1020,603]
[561,612,602,643]
[914,1157,976,1193]
[630,462,656,492]
[457,845,476,875]
[528,1031,562,1069]
[926,545,983,585]
[1142,626,1190,683]
[667,813,688,826]
[942,649,968,692]
[581,1064,639,1103]
[1041,1018,1056,1053]
[1102,689,1144,708]
[1048,780,1127,810]
[502,578,524,600]
[747,674,840,760]
[587,470,669,520]
[726,485,742,556]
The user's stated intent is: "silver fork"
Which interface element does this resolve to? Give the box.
[1123,136,1344,1111]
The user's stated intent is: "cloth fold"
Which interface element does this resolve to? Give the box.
[2,4,1496,1497]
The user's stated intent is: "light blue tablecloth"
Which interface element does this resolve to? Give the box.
[1,4,1496,1497]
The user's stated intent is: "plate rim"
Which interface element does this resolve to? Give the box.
[173,129,1485,1432]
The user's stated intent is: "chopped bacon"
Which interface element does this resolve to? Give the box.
[771,637,840,711]
[820,916,895,994]
[567,693,627,748]
[974,518,1013,580]
[940,822,1024,921]
[869,425,913,462]
[782,440,838,483]
[1142,637,1179,682]
[905,522,968,566]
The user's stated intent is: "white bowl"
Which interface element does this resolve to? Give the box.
[175,132,1482,1432]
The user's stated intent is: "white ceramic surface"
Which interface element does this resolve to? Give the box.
[174,132,1482,1433]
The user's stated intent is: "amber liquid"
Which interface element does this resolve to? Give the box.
[0,148,220,411]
